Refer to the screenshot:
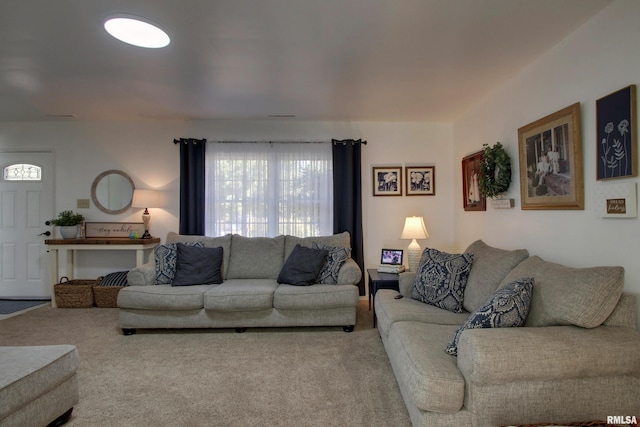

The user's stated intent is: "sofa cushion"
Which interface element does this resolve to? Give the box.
[500,256,624,328]
[204,280,278,312]
[154,242,203,284]
[226,235,285,280]
[446,277,534,356]
[277,244,328,286]
[284,232,351,259]
[385,321,465,413]
[172,244,224,286]
[117,285,212,310]
[463,240,529,312]
[166,232,233,279]
[412,248,474,313]
[274,284,359,310]
[312,243,352,284]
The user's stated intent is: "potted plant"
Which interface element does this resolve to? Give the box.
[48,210,85,239]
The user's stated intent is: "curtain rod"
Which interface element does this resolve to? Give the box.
[173,138,207,144]
[173,138,367,145]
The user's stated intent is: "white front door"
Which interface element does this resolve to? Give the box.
[0,152,54,298]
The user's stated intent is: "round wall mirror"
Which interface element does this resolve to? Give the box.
[91,170,135,214]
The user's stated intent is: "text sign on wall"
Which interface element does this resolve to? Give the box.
[606,198,627,214]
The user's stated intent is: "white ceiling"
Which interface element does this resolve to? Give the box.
[0,0,612,123]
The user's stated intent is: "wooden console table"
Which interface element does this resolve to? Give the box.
[45,238,160,308]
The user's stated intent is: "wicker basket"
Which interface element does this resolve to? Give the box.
[92,279,124,308]
[54,277,95,308]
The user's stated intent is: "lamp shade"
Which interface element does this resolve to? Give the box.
[132,189,160,208]
[400,216,429,240]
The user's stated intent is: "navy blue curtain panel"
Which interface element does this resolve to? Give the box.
[332,139,366,295]
[174,138,206,235]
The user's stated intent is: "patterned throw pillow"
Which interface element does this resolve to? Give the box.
[445,277,534,356]
[312,242,352,284]
[411,247,474,313]
[154,242,204,285]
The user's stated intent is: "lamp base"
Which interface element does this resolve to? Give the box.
[407,239,422,272]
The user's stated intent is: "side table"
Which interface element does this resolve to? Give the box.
[367,268,399,328]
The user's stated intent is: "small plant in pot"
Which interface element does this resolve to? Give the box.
[48,210,84,239]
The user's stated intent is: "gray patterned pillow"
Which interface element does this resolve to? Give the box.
[446,277,534,355]
[312,242,352,284]
[154,242,203,284]
[412,247,474,313]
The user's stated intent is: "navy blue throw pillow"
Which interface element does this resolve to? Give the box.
[172,244,224,286]
[277,244,328,286]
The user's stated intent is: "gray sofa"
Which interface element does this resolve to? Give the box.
[0,345,79,427]
[375,240,640,427]
[119,232,361,334]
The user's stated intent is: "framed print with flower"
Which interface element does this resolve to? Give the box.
[462,151,486,211]
[596,85,637,180]
[406,166,435,196]
[518,102,584,210]
[372,166,402,196]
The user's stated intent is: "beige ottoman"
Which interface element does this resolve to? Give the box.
[0,345,79,427]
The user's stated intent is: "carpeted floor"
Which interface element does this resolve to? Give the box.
[0,301,411,427]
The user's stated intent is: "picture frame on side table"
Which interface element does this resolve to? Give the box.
[373,166,402,196]
[518,102,584,210]
[462,151,486,211]
[405,166,435,196]
[596,85,637,180]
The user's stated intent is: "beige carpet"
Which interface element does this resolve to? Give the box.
[0,301,411,427]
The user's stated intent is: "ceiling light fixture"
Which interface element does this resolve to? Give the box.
[104,15,170,48]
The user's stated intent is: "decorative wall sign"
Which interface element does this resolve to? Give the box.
[85,222,145,238]
[372,166,402,196]
[594,182,637,218]
[596,85,637,180]
[518,103,584,210]
[405,166,435,196]
[462,151,486,211]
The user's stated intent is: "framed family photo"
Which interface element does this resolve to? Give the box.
[461,151,486,211]
[596,85,637,180]
[372,166,402,196]
[517,102,584,210]
[406,166,435,196]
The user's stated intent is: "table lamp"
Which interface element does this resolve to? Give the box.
[400,216,429,272]
[132,189,160,239]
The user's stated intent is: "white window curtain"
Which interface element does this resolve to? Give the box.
[205,142,333,237]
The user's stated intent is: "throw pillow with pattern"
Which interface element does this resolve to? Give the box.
[411,247,474,313]
[312,242,352,284]
[154,242,204,285]
[445,277,534,356]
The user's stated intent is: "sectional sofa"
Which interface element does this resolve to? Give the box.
[119,232,361,334]
[375,240,640,427]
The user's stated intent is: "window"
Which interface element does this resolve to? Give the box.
[205,143,333,237]
[3,163,42,181]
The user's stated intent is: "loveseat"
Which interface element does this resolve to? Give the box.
[119,232,361,334]
[375,240,640,427]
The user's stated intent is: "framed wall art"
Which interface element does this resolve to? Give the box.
[372,166,402,196]
[406,166,435,196]
[85,222,145,238]
[461,151,486,211]
[518,102,584,210]
[596,85,637,180]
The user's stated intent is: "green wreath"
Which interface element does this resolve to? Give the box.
[479,142,511,198]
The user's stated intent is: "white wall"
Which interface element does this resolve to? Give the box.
[452,0,640,327]
[0,119,453,287]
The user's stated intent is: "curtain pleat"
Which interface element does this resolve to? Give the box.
[177,139,206,235]
[332,139,365,295]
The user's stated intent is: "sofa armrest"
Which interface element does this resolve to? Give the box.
[337,258,362,285]
[127,262,156,286]
[398,272,416,296]
[457,325,640,385]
